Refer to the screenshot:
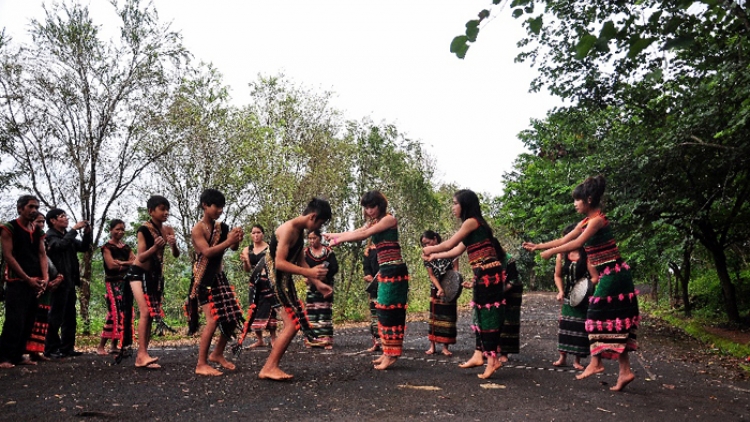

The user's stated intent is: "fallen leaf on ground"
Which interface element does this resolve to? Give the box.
[398,384,442,391]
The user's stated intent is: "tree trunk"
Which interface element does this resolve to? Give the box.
[680,242,692,317]
[78,251,94,335]
[708,246,740,322]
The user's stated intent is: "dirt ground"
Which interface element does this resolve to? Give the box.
[1,292,749,421]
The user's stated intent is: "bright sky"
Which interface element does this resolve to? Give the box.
[0,0,560,197]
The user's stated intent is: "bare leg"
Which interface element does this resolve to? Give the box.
[269,329,277,347]
[441,345,452,357]
[258,308,295,380]
[247,331,265,349]
[573,356,584,371]
[459,350,484,368]
[499,353,509,363]
[553,352,567,367]
[196,304,222,376]
[97,338,109,355]
[610,352,635,391]
[576,355,605,380]
[131,281,159,368]
[425,341,436,355]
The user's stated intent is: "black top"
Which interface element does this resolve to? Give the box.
[2,219,45,280]
[46,224,92,287]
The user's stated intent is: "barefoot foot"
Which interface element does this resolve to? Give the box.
[459,357,484,369]
[258,367,294,381]
[610,372,635,391]
[575,363,605,380]
[374,355,397,370]
[209,354,236,370]
[478,359,502,379]
[196,363,222,376]
[552,356,567,367]
[425,348,435,355]
[372,355,386,364]
[499,354,509,363]
[134,356,159,368]
[366,343,381,353]
[441,348,453,357]
[573,362,585,371]
[96,348,108,356]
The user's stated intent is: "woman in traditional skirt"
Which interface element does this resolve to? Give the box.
[552,224,591,370]
[97,219,135,356]
[499,253,522,362]
[239,224,278,348]
[421,230,458,357]
[325,190,409,370]
[24,213,60,362]
[303,229,339,349]
[423,189,507,379]
[524,175,639,391]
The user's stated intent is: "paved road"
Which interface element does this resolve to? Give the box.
[1,292,748,421]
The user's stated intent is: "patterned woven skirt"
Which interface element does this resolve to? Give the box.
[197,272,245,340]
[586,260,639,359]
[469,263,505,357]
[306,290,334,346]
[101,281,125,340]
[428,288,457,345]
[558,299,590,357]
[250,278,279,332]
[499,282,523,354]
[376,263,409,357]
[25,291,51,354]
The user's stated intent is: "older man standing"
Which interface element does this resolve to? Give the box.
[44,208,92,359]
[0,195,48,368]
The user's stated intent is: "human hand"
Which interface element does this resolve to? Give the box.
[364,275,373,283]
[309,265,329,280]
[49,275,64,290]
[437,288,445,297]
[556,291,563,302]
[28,277,45,292]
[73,221,88,230]
[166,234,177,247]
[521,242,537,252]
[315,282,333,299]
[228,227,243,244]
[154,236,166,248]
[461,281,473,289]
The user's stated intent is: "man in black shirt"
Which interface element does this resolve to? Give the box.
[44,208,92,358]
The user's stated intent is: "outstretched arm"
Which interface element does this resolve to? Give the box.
[422,218,478,256]
[325,215,397,245]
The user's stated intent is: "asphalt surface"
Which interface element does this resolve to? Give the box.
[1,292,748,421]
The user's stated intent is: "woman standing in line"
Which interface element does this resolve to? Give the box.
[523,175,639,392]
[420,230,458,357]
[303,229,339,349]
[325,191,409,370]
[422,189,507,379]
[239,224,278,348]
[551,223,591,370]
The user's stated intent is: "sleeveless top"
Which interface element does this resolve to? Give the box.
[463,220,498,268]
[371,226,404,266]
[581,214,621,268]
[2,219,45,280]
[101,242,133,282]
[269,232,304,278]
[248,246,268,268]
[193,222,229,287]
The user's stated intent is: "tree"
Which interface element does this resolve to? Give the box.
[0,0,190,331]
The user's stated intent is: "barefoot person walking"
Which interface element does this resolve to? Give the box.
[523,175,640,392]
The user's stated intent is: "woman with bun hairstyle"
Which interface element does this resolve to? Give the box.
[422,189,507,379]
[523,175,639,392]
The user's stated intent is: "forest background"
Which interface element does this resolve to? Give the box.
[1,0,748,356]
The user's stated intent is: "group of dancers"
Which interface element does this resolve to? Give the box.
[2,174,640,390]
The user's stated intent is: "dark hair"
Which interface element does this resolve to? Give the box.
[17,195,39,210]
[360,190,388,218]
[562,223,588,279]
[302,197,332,223]
[109,219,125,231]
[572,175,606,208]
[309,229,322,238]
[147,195,170,212]
[421,230,442,244]
[252,224,265,233]
[454,189,506,258]
[45,208,66,227]
[199,188,226,209]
